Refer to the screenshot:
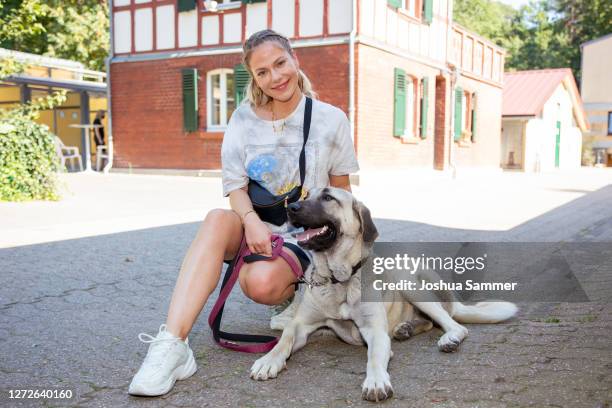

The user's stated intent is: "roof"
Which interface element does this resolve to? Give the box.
[502,68,588,131]
[581,33,612,48]
[5,74,107,94]
[0,47,84,70]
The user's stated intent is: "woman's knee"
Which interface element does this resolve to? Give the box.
[203,208,238,229]
[242,267,286,305]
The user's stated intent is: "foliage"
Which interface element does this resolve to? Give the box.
[453,0,612,80]
[0,60,67,201]
[0,0,109,71]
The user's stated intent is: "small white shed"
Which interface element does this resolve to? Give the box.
[501,69,588,172]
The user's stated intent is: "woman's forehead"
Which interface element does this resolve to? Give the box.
[249,42,290,69]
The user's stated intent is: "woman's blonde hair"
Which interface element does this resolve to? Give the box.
[242,29,317,107]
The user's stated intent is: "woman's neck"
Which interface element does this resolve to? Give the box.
[269,89,303,119]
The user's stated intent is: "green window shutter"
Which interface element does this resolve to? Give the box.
[420,77,429,139]
[178,0,196,12]
[182,68,198,132]
[388,0,402,8]
[234,63,250,106]
[393,68,406,137]
[423,0,433,24]
[454,87,463,141]
[471,93,477,142]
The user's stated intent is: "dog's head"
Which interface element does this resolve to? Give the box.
[287,187,378,253]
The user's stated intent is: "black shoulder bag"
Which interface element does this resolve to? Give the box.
[247,97,312,226]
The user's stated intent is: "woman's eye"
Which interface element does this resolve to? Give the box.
[278,60,285,66]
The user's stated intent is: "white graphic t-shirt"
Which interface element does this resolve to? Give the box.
[221,94,359,240]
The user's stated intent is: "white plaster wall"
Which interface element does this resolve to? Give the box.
[134,8,153,52]
[360,0,375,37]
[328,0,352,34]
[178,10,198,48]
[114,11,131,54]
[374,0,386,42]
[272,0,295,38]
[156,5,175,50]
[398,17,409,50]
[300,0,323,37]
[114,0,130,6]
[224,13,242,43]
[246,3,267,37]
[202,15,220,45]
[134,0,151,3]
[386,10,398,47]
[501,120,524,167]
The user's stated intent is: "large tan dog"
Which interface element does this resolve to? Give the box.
[250,187,518,402]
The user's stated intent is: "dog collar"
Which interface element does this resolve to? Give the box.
[329,258,365,284]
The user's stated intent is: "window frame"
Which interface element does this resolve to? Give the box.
[206,68,235,132]
[608,111,612,136]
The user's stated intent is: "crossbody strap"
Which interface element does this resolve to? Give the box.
[298,97,312,187]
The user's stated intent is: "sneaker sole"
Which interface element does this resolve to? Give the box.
[128,350,197,397]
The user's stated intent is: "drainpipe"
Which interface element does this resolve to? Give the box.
[348,0,357,145]
[103,0,114,173]
[447,0,457,178]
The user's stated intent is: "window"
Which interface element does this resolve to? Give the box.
[393,68,420,140]
[608,112,612,135]
[454,88,477,142]
[419,77,429,139]
[207,69,235,130]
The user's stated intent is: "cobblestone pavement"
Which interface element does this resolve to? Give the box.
[1,169,611,407]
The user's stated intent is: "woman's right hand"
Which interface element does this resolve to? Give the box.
[243,212,273,256]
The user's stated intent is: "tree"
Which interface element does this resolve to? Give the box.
[0,0,109,71]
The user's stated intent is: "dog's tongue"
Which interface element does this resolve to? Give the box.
[296,226,327,242]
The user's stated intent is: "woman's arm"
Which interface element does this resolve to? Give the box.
[329,174,352,192]
[229,187,273,256]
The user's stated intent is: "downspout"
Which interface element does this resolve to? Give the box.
[349,0,357,145]
[447,0,457,178]
[103,0,114,173]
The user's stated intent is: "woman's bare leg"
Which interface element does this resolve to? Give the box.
[165,209,243,340]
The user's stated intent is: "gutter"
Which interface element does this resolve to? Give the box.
[349,0,357,145]
[103,0,114,173]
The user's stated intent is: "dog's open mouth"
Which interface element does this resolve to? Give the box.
[293,223,336,245]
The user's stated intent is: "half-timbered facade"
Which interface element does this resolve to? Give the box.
[109,0,505,171]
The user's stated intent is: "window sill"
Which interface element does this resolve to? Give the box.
[397,8,420,23]
[401,135,420,144]
[206,125,227,132]
[456,139,472,148]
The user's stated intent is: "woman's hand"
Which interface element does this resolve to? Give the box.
[243,212,273,256]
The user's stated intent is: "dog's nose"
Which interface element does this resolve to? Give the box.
[287,202,301,213]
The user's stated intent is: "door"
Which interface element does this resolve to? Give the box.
[555,121,561,168]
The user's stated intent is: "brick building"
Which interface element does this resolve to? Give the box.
[109,0,505,171]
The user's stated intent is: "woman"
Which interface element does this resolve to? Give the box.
[128,29,359,396]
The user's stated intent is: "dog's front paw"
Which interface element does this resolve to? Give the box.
[361,371,394,402]
[437,328,467,353]
[250,353,287,381]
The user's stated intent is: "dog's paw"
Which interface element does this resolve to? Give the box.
[249,353,287,381]
[437,329,467,353]
[392,321,415,341]
[361,371,394,402]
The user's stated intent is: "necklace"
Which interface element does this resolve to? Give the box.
[270,103,286,134]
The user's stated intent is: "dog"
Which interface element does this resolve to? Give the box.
[250,187,518,402]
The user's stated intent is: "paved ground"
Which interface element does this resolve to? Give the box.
[1,168,611,407]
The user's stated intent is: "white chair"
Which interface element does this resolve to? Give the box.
[96,145,109,171]
[54,136,83,171]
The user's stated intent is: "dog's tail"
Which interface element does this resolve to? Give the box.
[451,301,518,324]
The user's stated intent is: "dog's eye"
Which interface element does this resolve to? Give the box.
[323,194,333,202]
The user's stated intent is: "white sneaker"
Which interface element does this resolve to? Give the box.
[128,324,197,396]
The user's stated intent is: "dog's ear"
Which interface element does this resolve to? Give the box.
[353,199,378,243]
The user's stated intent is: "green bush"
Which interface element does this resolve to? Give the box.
[0,111,63,201]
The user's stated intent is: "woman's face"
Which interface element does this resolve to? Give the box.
[249,41,300,103]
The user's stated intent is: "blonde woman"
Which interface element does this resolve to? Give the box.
[128,29,359,396]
